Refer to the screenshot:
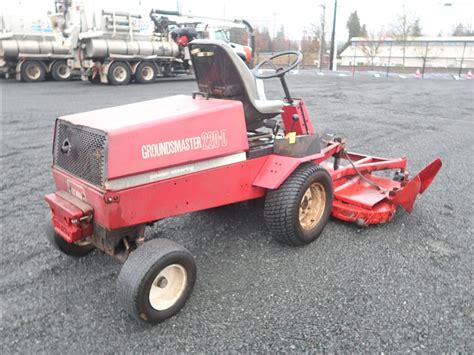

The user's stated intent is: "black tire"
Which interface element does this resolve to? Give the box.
[51,60,72,81]
[46,223,95,257]
[107,61,131,85]
[135,62,156,84]
[21,60,46,82]
[117,238,197,324]
[89,74,100,84]
[264,163,333,246]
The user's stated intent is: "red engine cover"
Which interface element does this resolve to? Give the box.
[59,95,249,181]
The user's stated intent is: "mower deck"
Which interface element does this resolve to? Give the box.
[323,154,442,225]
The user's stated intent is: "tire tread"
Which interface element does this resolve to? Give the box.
[264,163,333,246]
[117,238,195,323]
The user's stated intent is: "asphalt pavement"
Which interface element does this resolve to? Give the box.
[1,72,473,353]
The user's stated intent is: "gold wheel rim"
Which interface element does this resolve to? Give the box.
[299,182,326,230]
[149,264,187,311]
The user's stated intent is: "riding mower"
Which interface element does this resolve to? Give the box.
[44,39,442,323]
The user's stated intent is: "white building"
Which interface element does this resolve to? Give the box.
[340,36,474,69]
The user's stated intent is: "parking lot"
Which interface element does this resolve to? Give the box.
[1,72,473,352]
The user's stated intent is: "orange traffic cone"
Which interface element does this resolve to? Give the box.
[415,69,421,78]
[467,70,472,80]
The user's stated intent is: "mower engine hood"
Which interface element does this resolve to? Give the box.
[54,95,249,187]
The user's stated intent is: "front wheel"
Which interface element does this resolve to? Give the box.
[117,238,196,323]
[46,223,95,257]
[264,163,333,246]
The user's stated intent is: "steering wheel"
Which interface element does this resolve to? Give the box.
[253,51,303,79]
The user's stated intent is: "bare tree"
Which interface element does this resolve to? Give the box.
[452,23,474,36]
[360,30,385,70]
[301,22,323,65]
[414,40,436,78]
[255,26,272,53]
[390,5,410,67]
[301,27,320,54]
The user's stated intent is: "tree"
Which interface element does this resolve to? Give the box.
[342,11,367,58]
[255,26,271,53]
[300,26,320,54]
[360,30,385,70]
[274,25,289,52]
[452,23,474,36]
[414,41,434,78]
[390,5,411,67]
[300,23,323,66]
[346,11,363,40]
[409,18,422,36]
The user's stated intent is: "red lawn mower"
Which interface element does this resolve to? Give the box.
[44,39,442,323]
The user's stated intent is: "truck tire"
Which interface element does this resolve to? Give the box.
[46,222,95,257]
[264,163,333,246]
[21,60,46,82]
[117,238,196,324]
[51,60,72,81]
[108,61,131,85]
[135,62,156,84]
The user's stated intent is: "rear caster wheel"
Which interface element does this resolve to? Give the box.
[264,163,333,246]
[117,238,196,323]
[46,223,95,257]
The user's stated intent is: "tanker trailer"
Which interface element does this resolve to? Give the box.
[0,33,72,82]
[54,3,191,85]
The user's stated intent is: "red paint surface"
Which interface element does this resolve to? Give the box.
[281,99,315,135]
[45,192,93,243]
[52,156,268,230]
[60,95,249,180]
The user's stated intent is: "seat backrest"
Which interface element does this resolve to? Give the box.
[189,39,274,130]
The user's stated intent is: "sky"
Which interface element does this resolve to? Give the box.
[2,0,474,40]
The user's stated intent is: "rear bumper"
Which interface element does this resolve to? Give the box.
[45,191,94,243]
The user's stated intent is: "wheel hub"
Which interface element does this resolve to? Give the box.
[27,65,41,80]
[149,264,187,311]
[299,182,326,230]
[57,65,70,79]
[113,67,127,82]
[141,66,154,81]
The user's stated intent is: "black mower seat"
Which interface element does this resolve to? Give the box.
[189,39,283,130]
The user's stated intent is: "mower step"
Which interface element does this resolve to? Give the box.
[45,191,93,243]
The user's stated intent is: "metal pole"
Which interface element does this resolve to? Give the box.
[329,0,337,71]
[386,41,393,77]
[272,12,277,55]
[352,41,357,76]
[421,41,429,79]
[458,41,466,77]
[319,4,326,72]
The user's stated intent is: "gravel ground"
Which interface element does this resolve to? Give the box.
[1,72,473,353]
